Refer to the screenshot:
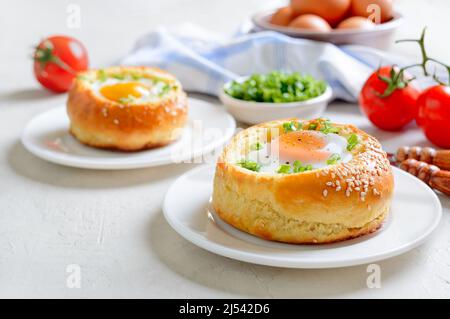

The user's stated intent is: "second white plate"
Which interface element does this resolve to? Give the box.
[22,98,236,170]
[163,165,442,269]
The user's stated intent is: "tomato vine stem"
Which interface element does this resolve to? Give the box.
[34,40,76,75]
[378,27,450,97]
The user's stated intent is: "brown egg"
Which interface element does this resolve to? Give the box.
[337,16,376,30]
[351,0,394,23]
[289,14,332,32]
[291,0,351,26]
[270,6,296,26]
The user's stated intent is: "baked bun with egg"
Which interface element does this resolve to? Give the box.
[212,118,394,244]
[67,66,188,151]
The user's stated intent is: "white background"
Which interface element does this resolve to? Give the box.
[0,0,449,298]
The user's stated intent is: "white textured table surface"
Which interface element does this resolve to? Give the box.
[1,0,449,298]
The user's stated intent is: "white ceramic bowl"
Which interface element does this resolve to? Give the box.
[252,9,403,50]
[219,80,333,125]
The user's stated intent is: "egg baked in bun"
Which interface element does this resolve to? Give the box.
[212,118,394,244]
[67,66,188,151]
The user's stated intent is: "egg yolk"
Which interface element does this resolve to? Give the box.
[99,82,148,102]
[272,130,331,162]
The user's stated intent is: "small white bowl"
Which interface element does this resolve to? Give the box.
[219,81,333,125]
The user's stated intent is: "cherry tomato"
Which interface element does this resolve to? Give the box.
[416,85,450,148]
[33,35,89,93]
[359,66,421,131]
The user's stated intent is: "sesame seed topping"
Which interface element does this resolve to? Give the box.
[102,108,108,117]
[113,119,119,125]
[307,132,390,199]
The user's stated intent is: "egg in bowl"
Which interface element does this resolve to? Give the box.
[67,66,188,151]
[212,118,394,244]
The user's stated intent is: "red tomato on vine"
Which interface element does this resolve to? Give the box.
[33,35,89,93]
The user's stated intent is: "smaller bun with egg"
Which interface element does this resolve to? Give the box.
[67,66,188,151]
[212,118,394,244]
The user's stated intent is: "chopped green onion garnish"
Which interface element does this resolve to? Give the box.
[293,160,313,173]
[320,120,340,134]
[250,142,263,151]
[130,73,142,80]
[158,84,171,97]
[282,121,302,133]
[277,164,291,174]
[112,74,125,80]
[224,71,327,103]
[118,94,137,104]
[237,160,261,172]
[308,123,318,130]
[98,69,107,82]
[274,160,313,174]
[293,160,303,173]
[326,153,341,165]
[347,134,359,151]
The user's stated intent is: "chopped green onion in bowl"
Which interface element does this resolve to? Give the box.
[224,71,327,103]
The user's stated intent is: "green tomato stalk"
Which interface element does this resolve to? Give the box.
[378,27,450,98]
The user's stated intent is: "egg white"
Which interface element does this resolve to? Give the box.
[92,78,170,103]
[248,131,353,173]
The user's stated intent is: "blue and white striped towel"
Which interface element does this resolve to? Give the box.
[120,25,407,102]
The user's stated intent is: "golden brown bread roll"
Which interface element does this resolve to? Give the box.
[212,118,394,244]
[67,66,188,151]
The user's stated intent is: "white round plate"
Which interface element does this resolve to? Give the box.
[163,165,442,269]
[21,98,236,170]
